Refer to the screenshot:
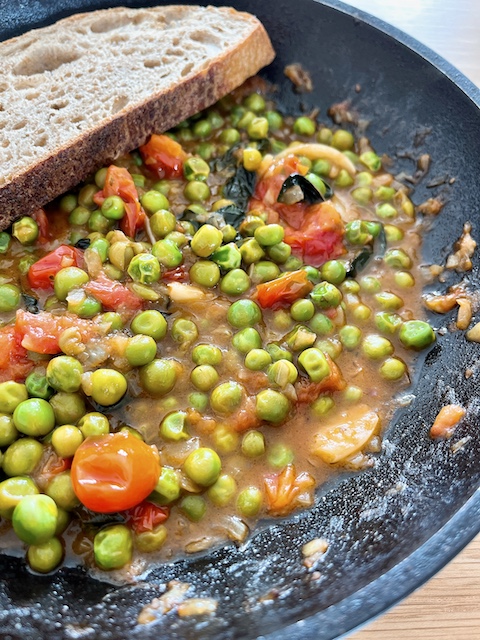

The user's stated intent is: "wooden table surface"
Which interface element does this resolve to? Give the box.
[342,2,480,638]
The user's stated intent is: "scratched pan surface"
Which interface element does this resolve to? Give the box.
[0,0,479,638]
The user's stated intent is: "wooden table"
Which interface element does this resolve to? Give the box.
[343,3,480,637]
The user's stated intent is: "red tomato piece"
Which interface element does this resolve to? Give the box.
[71,432,161,513]
[161,264,189,283]
[0,325,31,382]
[295,356,346,403]
[85,274,143,311]
[32,208,50,243]
[284,202,345,267]
[139,134,188,180]
[255,270,313,309]
[126,501,170,534]
[94,165,145,238]
[264,464,315,516]
[27,245,84,290]
[15,309,101,355]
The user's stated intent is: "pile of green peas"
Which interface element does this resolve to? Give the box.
[0,85,437,574]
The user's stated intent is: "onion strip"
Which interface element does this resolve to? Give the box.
[259,143,356,179]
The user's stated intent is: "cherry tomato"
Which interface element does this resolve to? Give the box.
[71,432,160,513]
[85,274,143,311]
[126,501,169,534]
[0,325,31,382]
[28,245,84,290]
[139,134,187,180]
[94,165,145,238]
[255,270,313,309]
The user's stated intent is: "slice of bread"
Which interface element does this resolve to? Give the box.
[0,5,275,230]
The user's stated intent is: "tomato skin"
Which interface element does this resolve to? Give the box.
[139,134,187,180]
[255,270,313,309]
[85,274,143,311]
[94,165,145,238]
[32,208,50,243]
[0,325,31,382]
[28,245,84,289]
[71,432,160,514]
[126,501,169,534]
[264,464,315,516]
[161,264,189,283]
[15,310,101,355]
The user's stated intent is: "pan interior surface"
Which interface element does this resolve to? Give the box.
[0,1,479,638]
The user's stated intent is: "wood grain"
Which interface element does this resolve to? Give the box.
[343,2,480,637]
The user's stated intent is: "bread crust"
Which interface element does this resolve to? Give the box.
[0,6,275,230]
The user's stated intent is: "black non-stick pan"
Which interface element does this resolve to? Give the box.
[0,1,480,638]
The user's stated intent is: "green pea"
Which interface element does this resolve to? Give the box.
[46,356,83,394]
[268,360,298,388]
[321,260,347,285]
[152,238,183,267]
[90,369,127,406]
[101,312,123,332]
[254,224,284,247]
[150,209,176,238]
[60,193,78,213]
[232,327,262,354]
[351,303,372,323]
[190,365,219,391]
[183,447,221,487]
[265,110,283,130]
[68,205,91,226]
[45,471,79,511]
[125,334,157,367]
[131,173,145,188]
[266,343,293,362]
[267,443,294,469]
[384,248,412,270]
[180,495,207,522]
[294,116,316,136]
[193,118,212,139]
[190,224,223,257]
[335,169,354,188]
[376,203,397,219]
[227,299,262,328]
[131,309,167,341]
[267,242,291,264]
[171,318,198,345]
[12,217,39,245]
[285,325,316,351]
[362,334,394,359]
[240,238,265,264]
[49,392,85,425]
[298,348,331,382]
[384,224,404,243]
[192,344,223,366]
[189,260,221,287]
[127,253,161,284]
[399,320,435,350]
[55,507,71,536]
[140,190,169,215]
[212,424,239,454]
[101,195,125,220]
[237,109,255,129]
[380,357,407,380]
[339,325,362,350]
[352,186,373,205]
[360,151,382,172]
[375,186,396,201]
[0,284,20,312]
[0,231,11,254]
[77,412,110,437]
[289,299,315,322]
[207,109,224,129]
[304,172,327,195]
[0,476,39,519]
[89,238,110,262]
[152,467,180,504]
[395,271,415,288]
[135,524,167,553]
[159,411,189,441]
[211,243,242,271]
[78,183,98,209]
[88,210,113,234]
[309,312,334,335]
[311,395,335,417]
[244,348,272,371]
[27,537,63,573]
[183,157,210,182]
[316,338,342,360]
[13,494,57,545]
[220,269,251,296]
[13,399,55,437]
[244,93,266,113]
[304,265,322,284]
[375,311,402,334]
[219,128,240,146]
[255,389,290,424]
[53,267,89,301]
[51,425,83,458]
[359,276,381,293]
[0,382,27,414]
[94,524,133,570]
[153,180,171,196]
[239,217,265,239]
[67,289,102,318]
[272,309,292,332]
[0,414,19,447]
[311,282,343,309]
[374,291,404,310]
[343,385,363,402]
[221,224,237,243]
[207,474,237,507]
[140,359,177,397]
[188,392,209,413]
[184,180,210,203]
[249,261,281,284]
[237,487,262,517]
[210,381,244,415]
[241,430,266,458]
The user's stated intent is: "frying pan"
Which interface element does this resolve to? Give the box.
[1,0,480,638]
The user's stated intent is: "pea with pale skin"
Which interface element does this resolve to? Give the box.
[189,260,221,287]
[131,309,167,341]
[160,411,189,441]
[45,471,79,511]
[13,398,55,437]
[237,487,262,517]
[255,389,290,424]
[190,365,219,391]
[241,430,265,458]
[0,476,39,520]
[140,359,177,397]
[3,439,44,477]
[180,495,207,522]
[46,356,83,393]
[13,494,58,545]
[90,369,127,406]
[0,284,21,312]
[362,334,394,359]
[0,381,28,414]
[183,448,221,487]
[78,412,110,437]
[232,327,262,354]
[171,318,198,345]
[51,425,84,458]
[27,537,63,573]
[0,414,19,447]
[210,381,244,415]
[125,334,157,367]
[54,267,89,301]
[94,524,133,570]
[192,344,222,366]
[207,474,237,507]
[136,525,168,553]
[227,299,262,328]
[49,392,85,425]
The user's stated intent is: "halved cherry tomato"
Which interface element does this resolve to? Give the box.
[32,208,50,243]
[71,432,160,513]
[15,309,102,355]
[85,274,143,311]
[255,269,313,309]
[93,165,145,238]
[139,134,188,180]
[264,464,315,516]
[0,325,31,382]
[27,245,84,289]
[126,501,170,534]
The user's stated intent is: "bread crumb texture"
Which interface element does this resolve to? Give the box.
[0,5,271,186]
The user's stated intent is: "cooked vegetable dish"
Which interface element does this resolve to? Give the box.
[0,84,435,576]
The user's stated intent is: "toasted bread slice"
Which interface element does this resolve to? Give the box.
[0,5,275,230]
